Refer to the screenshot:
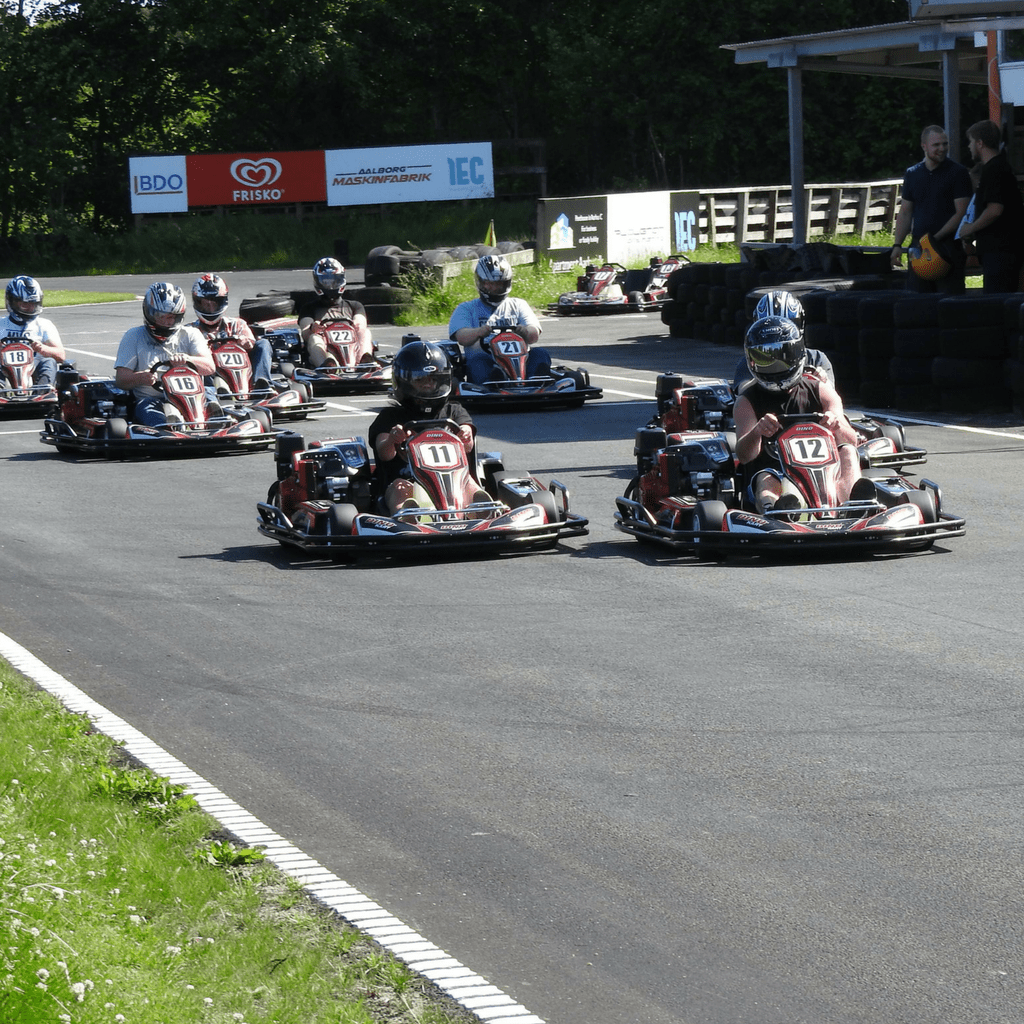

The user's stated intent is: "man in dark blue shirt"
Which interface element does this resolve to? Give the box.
[890,125,973,294]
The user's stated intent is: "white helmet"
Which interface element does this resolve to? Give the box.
[143,282,186,343]
[475,255,512,307]
[313,257,346,298]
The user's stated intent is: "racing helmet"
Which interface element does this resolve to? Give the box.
[6,275,43,325]
[392,340,452,416]
[909,233,951,281]
[475,254,513,307]
[142,282,187,343]
[191,273,230,325]
[753,289,805,331]
[312,257,347,298]
[744,316,807,392]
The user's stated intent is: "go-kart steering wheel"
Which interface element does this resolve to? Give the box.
[778,411,823,424]
[148,359,197,386]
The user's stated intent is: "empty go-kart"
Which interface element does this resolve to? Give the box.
[257,418,588,559]
[546,256,687,315]
[40,362,276,457]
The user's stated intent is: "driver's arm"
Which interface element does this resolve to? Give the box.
[375,424,409,461]
[734,395,779,464]
[115,365,156,388]
[452,324,491,348]
[817,379,858,446]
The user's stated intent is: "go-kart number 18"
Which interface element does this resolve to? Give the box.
[784,435,831,465]
[2,347,31,365]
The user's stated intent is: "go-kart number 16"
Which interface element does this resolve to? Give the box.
[784,435,831,465]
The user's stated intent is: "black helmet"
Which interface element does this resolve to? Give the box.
[754,289,805,331]
[191,273,230,325]
[744,316,806,392]
[392,341,452,416]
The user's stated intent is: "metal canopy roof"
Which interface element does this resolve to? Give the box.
[722,14,1024,241]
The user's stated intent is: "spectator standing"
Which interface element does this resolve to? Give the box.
[958,120,1024,293]
[890,125,973,294]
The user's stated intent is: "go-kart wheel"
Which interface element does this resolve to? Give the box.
[533,489,564,524]
[246,407,272,432]
[878,421,906,451]
[902,488,936,524]
[104,417,129,440]
[693,500,728,532]
[628,290,645,306]
[328,503,358,535]
[279,361,296,380]
[290,380,310,401]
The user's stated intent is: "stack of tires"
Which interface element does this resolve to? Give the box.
[237,284,415,327]
[364,241,527,286]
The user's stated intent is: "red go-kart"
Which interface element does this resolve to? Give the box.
[0,338,60,415]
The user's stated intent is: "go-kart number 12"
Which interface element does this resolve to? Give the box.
[785,436,830,465]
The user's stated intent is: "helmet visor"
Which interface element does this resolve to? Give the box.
[148,308,184,330]
[193,296,224,315]
[12,298,41,317]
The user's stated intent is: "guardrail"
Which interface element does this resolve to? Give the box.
[699,180,901,245]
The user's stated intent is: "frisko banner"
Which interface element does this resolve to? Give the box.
[325,143,493,205]
[129,143,493,214]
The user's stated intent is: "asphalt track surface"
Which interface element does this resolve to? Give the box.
[4,270,1024,1024]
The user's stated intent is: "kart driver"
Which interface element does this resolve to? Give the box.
[734,316,862,513]
[296,257,373,368]
[189,273,274,393]
[114,282,216,427]
[448,255,551,383]
[2,276,66,389]
[368,340,488,514]
[731,290,834,390]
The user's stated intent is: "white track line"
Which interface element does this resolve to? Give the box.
[0,632,544,1024]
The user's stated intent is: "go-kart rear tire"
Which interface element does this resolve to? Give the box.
[105,417,129,440]
[628,290,645,307]
[279,361,296,380]
[329,503,358,535]
[877,421,906,451]
[239,295,294,323]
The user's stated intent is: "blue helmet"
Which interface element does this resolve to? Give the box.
[6,276,43,325]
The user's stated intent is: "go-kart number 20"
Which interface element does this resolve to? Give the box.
[412,440,462,470]
[217,350,248,367]
[784,435,831,465]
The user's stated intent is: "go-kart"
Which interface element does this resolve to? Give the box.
[401,331,602,411]
[545,256,688,315]
[257,418,588,559]
[650,372,928,471]
[0,338,63,416]
[253,316,392,395]
[207,335,326,421]
[614,407,965,558]
[40,362,276,457]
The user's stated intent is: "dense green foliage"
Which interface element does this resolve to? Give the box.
[0,0,989,267]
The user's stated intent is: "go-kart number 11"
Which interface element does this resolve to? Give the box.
[413,440,462,470]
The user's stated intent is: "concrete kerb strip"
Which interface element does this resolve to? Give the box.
[0,630,544,1024]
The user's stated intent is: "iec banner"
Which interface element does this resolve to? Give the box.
[129,156,188,214]
[325,143,493,206]
[538,196,609,271]
[185,151,326,207]
[606,192,672,265]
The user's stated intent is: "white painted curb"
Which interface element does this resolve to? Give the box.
[0,631,544,1024]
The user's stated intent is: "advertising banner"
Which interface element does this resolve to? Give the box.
[606,192,671,264]
[538,196,609,270]
[184,151,326,207]
[324,143,493,206]
[669,191,701,254]
[129,156,188,214]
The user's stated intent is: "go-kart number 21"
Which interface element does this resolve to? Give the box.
[494,338,525,355]
[785,435,831,465]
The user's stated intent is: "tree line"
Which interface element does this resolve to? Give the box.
[1,0,982,250]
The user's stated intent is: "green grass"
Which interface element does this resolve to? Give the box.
[0,660,476,1024]
[46,291,137,307]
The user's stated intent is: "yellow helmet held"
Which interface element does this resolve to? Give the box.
[909,233,951,281]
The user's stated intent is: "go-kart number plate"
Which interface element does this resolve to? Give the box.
[409,437,463,470]
[163,372,203,395]
[782,434,831,466]
[217,350,248,367]
[2,346,31,365]
[492,336,526,356]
